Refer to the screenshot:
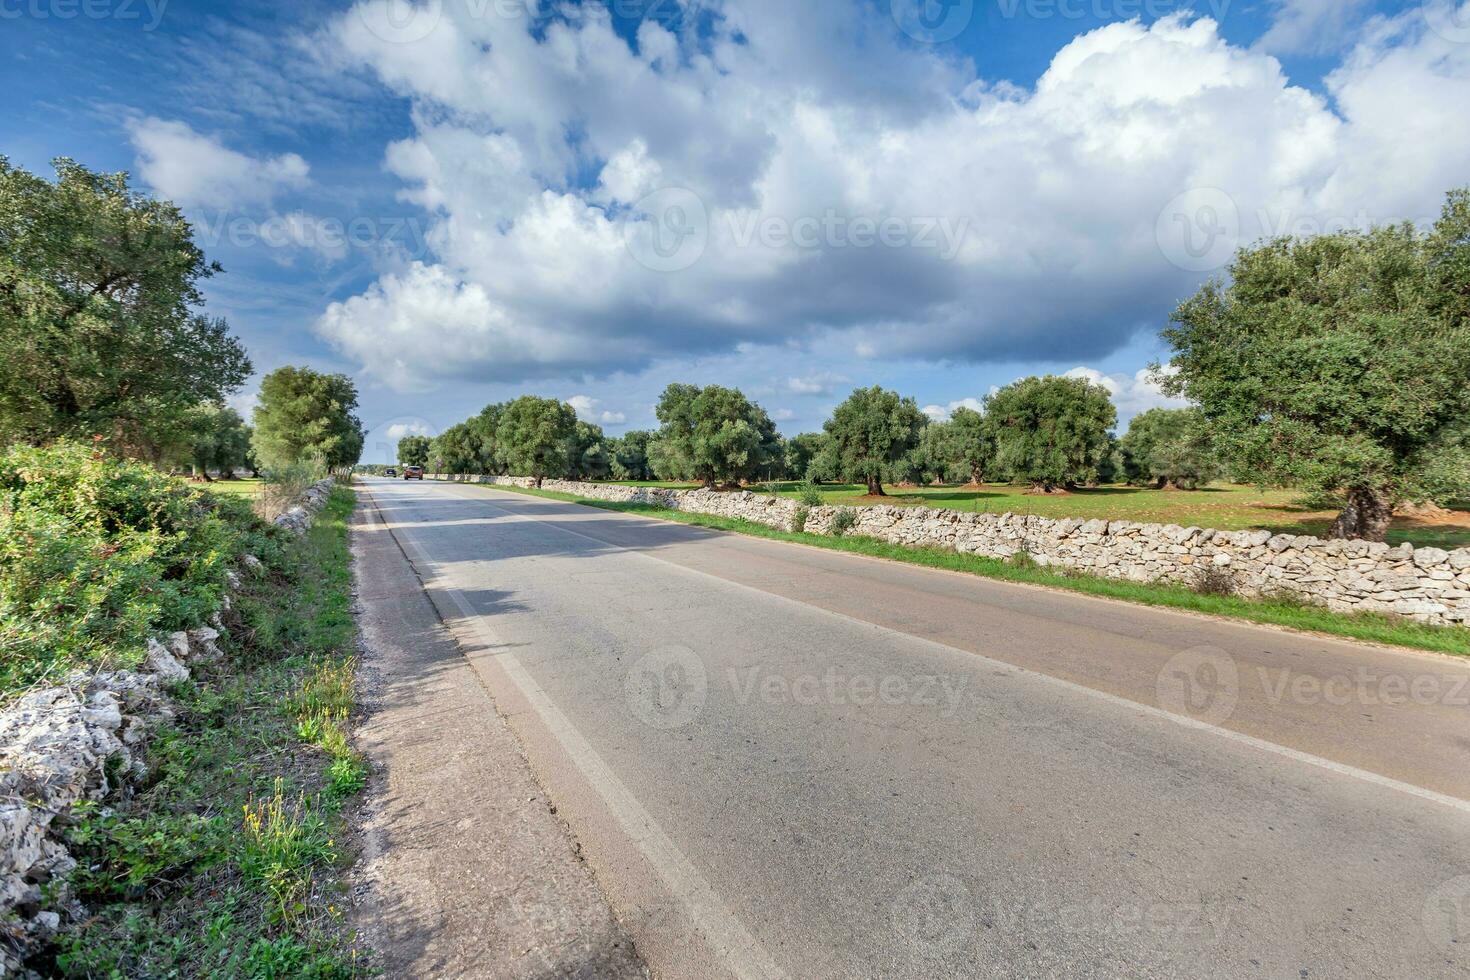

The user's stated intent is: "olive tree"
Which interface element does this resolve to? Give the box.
[0,157,251,460]
[611,430,655,481]
[822,386,927,496]
[1161,188,1470,540]
[649,383,778,487]
[1118,408,1218,490]
[947,407,993,485]
[984,376,1116,492]
[498,396,577,486]
[397,434,431,468]
[251,366,364,474]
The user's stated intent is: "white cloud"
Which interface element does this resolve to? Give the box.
[569,394,626,426]
[922,398,984,422]
[785,373,849,396]
[127,117,310,209]
[1062,366,1187,425]
[315,5,1470,385]
[385,421,431,441]
[1256,0,1374,55]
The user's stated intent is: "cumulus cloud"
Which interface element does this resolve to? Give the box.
[568,394,626,425]
[127,117,310,209]
[922,398,985,422]
[1256,0,1374,54]
[314,3,1470,388]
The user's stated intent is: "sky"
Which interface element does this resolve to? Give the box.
[3,0,1468,463]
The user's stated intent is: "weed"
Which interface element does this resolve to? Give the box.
[791,505,810,534]
[830,509,857,537]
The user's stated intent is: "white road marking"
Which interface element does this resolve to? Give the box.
[368,485,789,980]
[444,481,1470,819]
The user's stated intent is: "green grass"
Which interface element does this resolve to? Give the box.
[477,482,1470,656]
[199,477,265,498]
[49,486,367,977]
[742,481,1470,550]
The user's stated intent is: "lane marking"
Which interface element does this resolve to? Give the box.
[366,484,788,980]
[443,482,1470,818]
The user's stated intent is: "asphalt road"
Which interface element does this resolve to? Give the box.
[360,477,1470,980]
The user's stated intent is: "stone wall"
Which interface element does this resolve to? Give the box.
[443,475,1470,627]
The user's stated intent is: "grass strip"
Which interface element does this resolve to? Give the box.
[49,486,366,978]
[467,481,1470,656]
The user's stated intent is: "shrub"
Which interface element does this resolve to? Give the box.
[0,442,266,692]
[792,506,810,533]
[1194,565,1237,597]
[255,459,325,522]
[830,509,857,537]
[795,482,824,507]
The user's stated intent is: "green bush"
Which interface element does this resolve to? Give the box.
[0,442,271,692]
[830,509,857,537]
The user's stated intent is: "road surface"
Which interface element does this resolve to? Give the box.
[359,477,1470,979]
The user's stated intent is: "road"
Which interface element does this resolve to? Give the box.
[359,477,1470,979]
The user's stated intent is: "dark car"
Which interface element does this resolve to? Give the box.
[403,466,424,480]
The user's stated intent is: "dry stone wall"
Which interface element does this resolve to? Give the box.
[445,475,1470,627]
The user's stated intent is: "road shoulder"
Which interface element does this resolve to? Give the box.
[347,490,647,979]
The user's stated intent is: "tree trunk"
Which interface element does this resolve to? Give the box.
[865,475,885,496]
[1329,487,1394,542]
[970,466,984,485]
[535,475,544,488]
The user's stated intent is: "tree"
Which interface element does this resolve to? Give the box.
[649,383,777,487]
[783,433,827,483]
[0,157,252,460]
[189,405,251,480]
[498,396,577,486]
[611,430,655,481]
[251,366,364,473]
[468,402,509,474]
[947,407,993,485]
[985,376,1116,492]
[823,386,927,496]
[429,423,479,475]
[1118,408,1219,490]
[566,420,611,480]
[1161,188,1470,540]
[397,434,431,468]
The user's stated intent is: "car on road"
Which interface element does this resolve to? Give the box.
[385,467,397,477]
[403,465,424,480]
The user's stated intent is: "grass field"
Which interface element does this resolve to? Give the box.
[746,481,1470,551]
[198,477,265,498]
[476,482,1470,656]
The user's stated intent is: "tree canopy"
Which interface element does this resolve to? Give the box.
[1118,408,1219,490]
[397,434,431,468]
[946,407,993,485]
[187,405,251,481]
[0,157,251,461]
[649,383,778,487]
[985,375,1116,492]
[611,430,655,481]
[1161,188,1470,539]
[498,396,577,486]
[250,366,364,473]
[822,386,927,496]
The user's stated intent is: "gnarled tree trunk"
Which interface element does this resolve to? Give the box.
[1328,486,1393,542]
[865,475,885,496]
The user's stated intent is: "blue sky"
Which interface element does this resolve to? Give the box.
[3,0,1465,462]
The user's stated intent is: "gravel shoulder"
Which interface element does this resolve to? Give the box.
[348,489,647,979]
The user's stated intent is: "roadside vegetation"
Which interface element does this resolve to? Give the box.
[18,459,366,975]
[483,482,1470,657]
